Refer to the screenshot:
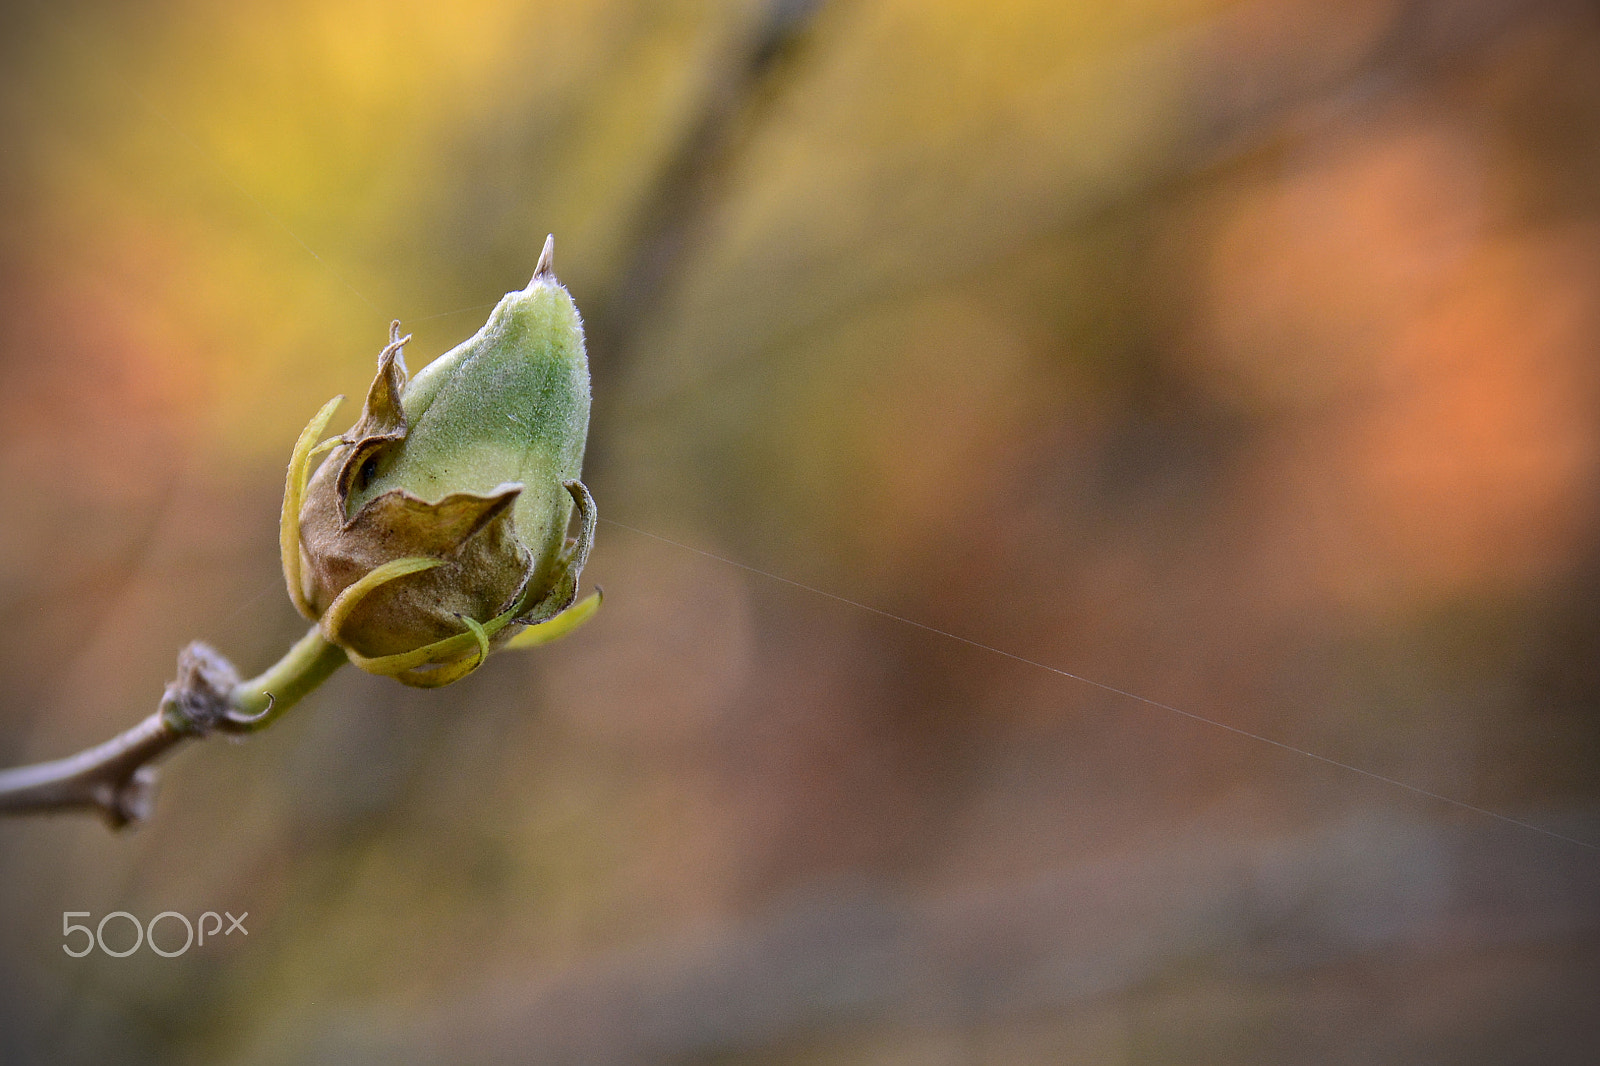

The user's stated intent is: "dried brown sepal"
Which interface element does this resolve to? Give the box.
[331,322,411,508]
[298,474,531,659]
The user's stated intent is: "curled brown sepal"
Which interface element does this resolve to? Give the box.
[512,478,597,627]
[333,321,412,510]
[280,323,412,622]
[301,482,533,664]
[322,480,601,687]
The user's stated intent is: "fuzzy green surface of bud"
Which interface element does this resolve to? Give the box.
[280,236,600,687]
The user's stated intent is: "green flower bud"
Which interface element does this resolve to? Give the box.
[281,236,600,687]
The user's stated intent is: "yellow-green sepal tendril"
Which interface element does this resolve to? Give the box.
[281,395,344,620]
[504,589,602,649]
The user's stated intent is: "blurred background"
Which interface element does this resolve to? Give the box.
[1,0,1598,1061]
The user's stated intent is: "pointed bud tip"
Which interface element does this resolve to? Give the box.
[531,234,556,285]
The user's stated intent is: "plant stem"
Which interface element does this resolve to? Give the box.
[0,626,346,828]
[227,625,349,730]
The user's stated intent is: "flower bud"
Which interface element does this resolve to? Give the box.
[281,236,599,687]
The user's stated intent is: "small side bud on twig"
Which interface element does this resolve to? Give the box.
[159,643,242,736]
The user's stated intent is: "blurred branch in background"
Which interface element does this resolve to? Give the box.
[584,0,831,381]
[307,813,1600,1064]
[590,0,1563,399]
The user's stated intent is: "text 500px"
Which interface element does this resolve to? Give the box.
[62,911,247,957]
